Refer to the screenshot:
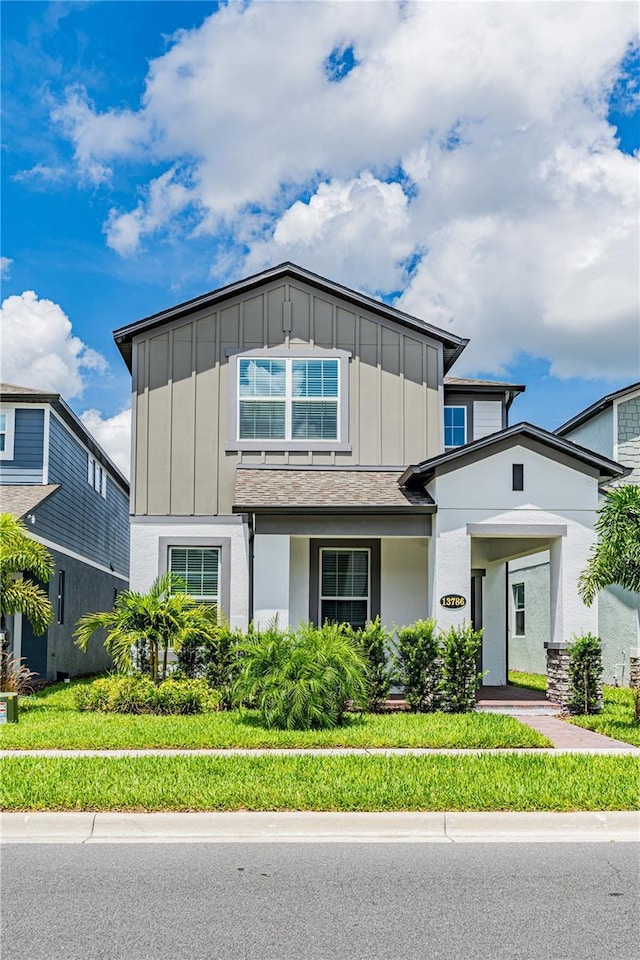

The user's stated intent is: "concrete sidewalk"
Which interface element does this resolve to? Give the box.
[1,811,638,844]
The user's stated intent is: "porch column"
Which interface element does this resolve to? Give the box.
[253,535,290,630]
[430,526,471,632]
[549,534,598,645]
[482,561,507,685]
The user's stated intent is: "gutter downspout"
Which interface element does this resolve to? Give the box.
[248,513,255,625]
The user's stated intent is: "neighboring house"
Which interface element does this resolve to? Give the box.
[508,382,640,682]
[0,383,130,680]
[114,263,627,685]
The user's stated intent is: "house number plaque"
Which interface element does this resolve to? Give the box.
[440,594,466,609]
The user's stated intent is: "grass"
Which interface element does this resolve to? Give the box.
[0,680,551,750]
[508,670,547,693]
[1,753,637,812]
[570,685,640,748]
[509,669,640,748]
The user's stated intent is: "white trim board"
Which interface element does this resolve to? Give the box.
[30,534,129,582]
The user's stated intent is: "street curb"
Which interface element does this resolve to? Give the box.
[1,811,638,844]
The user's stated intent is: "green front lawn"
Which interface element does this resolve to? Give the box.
[570,685,640,748]
[2,753,636,811]
[0,681,550,749]
[509,670,640,748]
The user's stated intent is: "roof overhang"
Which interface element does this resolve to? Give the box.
[556,381,640,436]
[400,422,631,489]
[0,484,61,519]
[113,262,468,373]
[443,377,526,411]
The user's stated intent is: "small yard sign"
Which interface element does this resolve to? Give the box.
[440,594,466,609]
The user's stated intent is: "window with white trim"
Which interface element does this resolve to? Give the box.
[444,405,466,448]
[238,357,339,442]
[320,548,370,629]
[512,583,525,637]
[0,409,15,459]
[169,546,220,606]
[87,455,107,498]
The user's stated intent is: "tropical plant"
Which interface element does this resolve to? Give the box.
[346,616,394,712]
[74,674,219,714]
[579,484,640,605]
[438,623,484,713]
[567,633,603,715]
[0,652,38,694]
[0,513,53,688]
[176,617,240,709]
[74,573,218,682]
[233,620,369,730]
[392,618,440,712]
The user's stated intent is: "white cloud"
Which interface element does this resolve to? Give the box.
[0,258,12,280]
[0,290,107,397]
[51,1,639,378]
[80,407,131,478]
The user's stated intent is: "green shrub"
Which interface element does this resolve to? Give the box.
[439,623,484,713]
[392,619,440,712]
[233,621,368,730]
[568,633,603,715]
[176,621,240,709]
[74,674,218,715]
[347,617,394,712]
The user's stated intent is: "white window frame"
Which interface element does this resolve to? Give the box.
[444,405,467,449]
[168,545,221,606]
[512,582,525,637]
[227,348,351,452]
[319,547,371,627]
[87,455,107,499]
[0,408,16,460]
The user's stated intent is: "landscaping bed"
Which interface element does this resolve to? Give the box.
[1,753,636,812]
[0,681,550,750]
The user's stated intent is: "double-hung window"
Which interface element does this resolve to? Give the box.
[88,455,107,497]
[512,583,525,637]
[238,357,339,442]
[444,405,467,448]
[0,409,15,459]
[169,546,220,607]
[320,548,370,629]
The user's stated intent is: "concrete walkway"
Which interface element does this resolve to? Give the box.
[1,810,638,844]
[508,714,639,750]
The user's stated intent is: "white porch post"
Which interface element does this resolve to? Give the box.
[483,560,507,685]
[253,534,291,630]
[430,526,471,632]
[549,534,598,645]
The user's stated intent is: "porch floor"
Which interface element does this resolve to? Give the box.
[476,684,549,706]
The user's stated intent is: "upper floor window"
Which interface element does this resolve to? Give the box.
[444,405,467,448]
[0,409,15,460]
[239,357,339,441]
[228,349,350,451]
[88,455,107,498]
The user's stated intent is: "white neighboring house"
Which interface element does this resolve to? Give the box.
[113,263,629,686]
[508,382,640,683]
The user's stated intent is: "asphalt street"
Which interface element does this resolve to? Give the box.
[2,842,638,960]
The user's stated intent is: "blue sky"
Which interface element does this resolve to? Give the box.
[1,1,639,473]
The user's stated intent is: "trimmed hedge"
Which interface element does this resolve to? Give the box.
[74,675,220,715]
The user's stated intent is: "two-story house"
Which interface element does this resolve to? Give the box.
[0,383,130,680]
[508,382,640,682]
[114,263,627,685]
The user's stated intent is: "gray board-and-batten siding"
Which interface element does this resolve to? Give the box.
[131,277,443,517]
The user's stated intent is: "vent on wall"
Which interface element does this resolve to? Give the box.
[512,463,524,491]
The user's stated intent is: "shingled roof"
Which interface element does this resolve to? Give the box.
[233,467,434,513]
[0,484,61,518]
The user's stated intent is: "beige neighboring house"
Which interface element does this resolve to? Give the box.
[114,263,628,685]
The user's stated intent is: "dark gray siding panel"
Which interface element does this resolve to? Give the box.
[46,549,121,679]
[0,408,44,483]
[34,413,130,574]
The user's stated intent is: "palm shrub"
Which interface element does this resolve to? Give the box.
[439,623,484,713]
[567,633,603,715]
[0,513,53,688]
[392,618,440,712]
[74,573,219,682]
[346,616,394,712]
[233,621,369,730]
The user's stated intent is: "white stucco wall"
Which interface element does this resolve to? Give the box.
[427,444,601,684]
[130,517,250,630]
[380,538,429,629]
[253,534,290,630]
[508,556,550,676]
